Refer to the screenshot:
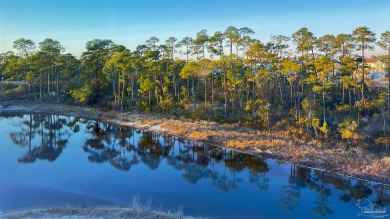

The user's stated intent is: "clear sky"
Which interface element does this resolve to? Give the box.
[0,0,389,57]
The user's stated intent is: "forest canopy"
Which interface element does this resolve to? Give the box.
[1,26,390,145]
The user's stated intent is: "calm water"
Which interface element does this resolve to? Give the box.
[0,114,389,219]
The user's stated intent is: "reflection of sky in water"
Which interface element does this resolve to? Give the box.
[0,114,389,219]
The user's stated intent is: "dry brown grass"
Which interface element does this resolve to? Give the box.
[189,131,210,140]
[367,157,390,176]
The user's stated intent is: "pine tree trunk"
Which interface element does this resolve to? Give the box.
[322,79,326,122]
[361,47,365,102]
[192,77,195,114]
[388,50,390,112]
[204,75,207,108]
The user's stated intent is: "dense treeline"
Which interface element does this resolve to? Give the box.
[1,26,390,145]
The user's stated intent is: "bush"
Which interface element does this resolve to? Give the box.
[0,83,30,101]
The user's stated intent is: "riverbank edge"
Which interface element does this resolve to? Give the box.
[0,206,201,219]
[0,102,389,185]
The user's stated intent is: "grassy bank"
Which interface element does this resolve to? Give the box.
[0,207,198,219]
[0,102,389,184]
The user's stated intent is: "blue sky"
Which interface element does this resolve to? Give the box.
[0,0,389,57]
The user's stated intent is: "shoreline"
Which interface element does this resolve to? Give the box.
[0,207,197,219]
[0,102,389,185]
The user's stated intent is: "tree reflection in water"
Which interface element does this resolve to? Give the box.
[280,165,303,211]
[247,156,270,191]
[278,164,390,217]
[138,131,164,170]
[83,121,139,171]
[10,114,72,163]
[7,114,390,217]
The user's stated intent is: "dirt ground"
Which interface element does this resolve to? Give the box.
[0,102,389,185]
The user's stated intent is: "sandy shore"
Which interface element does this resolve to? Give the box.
[0,207,199,219]
[0,102,389,184]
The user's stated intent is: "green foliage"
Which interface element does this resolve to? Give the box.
[138,76,153,95]
[1,26,389,144]
[180,61,201,80]
[298,118,310,128]
[312,118,320,128]
[280,59,301,75]
[244,99,252,112]
[319,122,329,138]
[254,98,270,127]
[312,85,322,93]
[337,120,358,141]
[69,84,94,103]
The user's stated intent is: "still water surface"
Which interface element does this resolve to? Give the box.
[0,114,389,219]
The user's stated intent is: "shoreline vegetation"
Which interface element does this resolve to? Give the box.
[0,102,389,185]
[0,207,197,219]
